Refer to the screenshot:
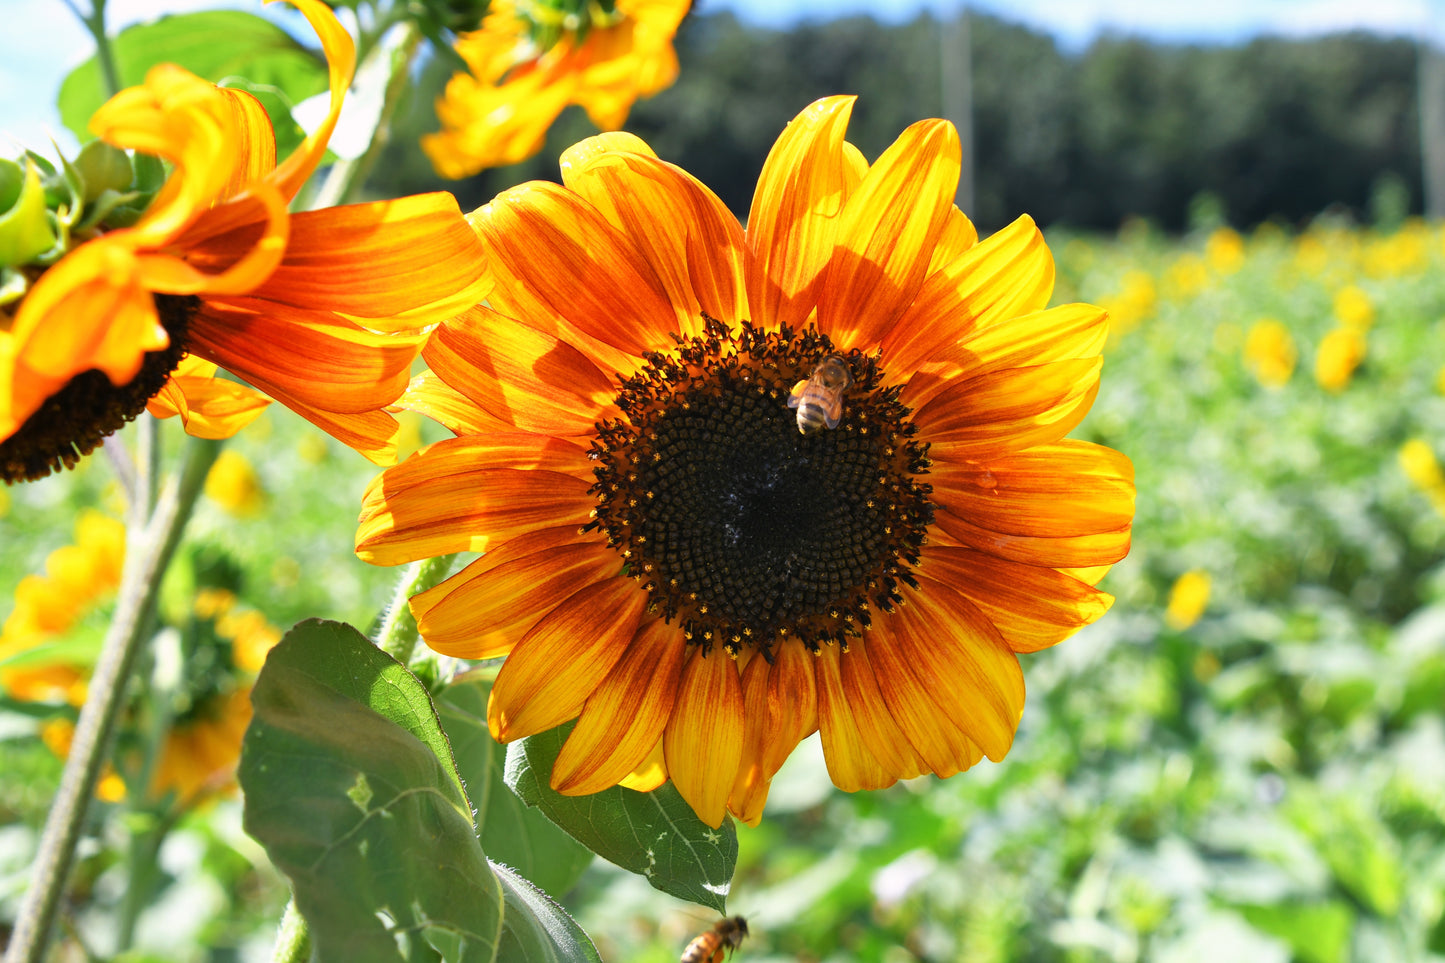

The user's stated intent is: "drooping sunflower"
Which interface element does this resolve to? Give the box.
[423,0,689,178]
[357,96,1135,827]
[0,0,488,483]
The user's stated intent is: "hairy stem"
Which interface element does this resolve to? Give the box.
[2,435,222,963]
[375,554,458,665]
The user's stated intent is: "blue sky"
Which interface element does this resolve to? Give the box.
[3,0,1435,156]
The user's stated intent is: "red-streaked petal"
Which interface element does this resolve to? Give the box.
[927,205,978,274]
[423,306,617,437]
[146,359,271,439]
[412,529,618,658]
[746,96,859,331]
[954,303,1108,374]
[821,118,960,352]
[552,619,688,795]
[863,619,982,777]
[664,646,744,828]
[930,440,1135,539]
[356,434,593,564]
[561,146,748,336]
[934,509,1133,570]
[887,575,1024,762]
[392,370,516,437]
[728,639,818,825]
[835,636,928,781]
[914,358,1101,459]
[188,298,421,415]
[921,546,1115,653]
[471,181,678,358]
[217,194,489,327]
[883,214,1055,376]
[487,576,648,741]
[814,644,898,791]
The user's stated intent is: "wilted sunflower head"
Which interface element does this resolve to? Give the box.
[358,96,1136,827]
[2,0,487,483]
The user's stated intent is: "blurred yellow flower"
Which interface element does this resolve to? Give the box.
[152,688,255,804]
[1400,439,1445,516]
[40,719,126,802]
[1314,327,1366,392]
[1102,270,1156,341]
[1205,227,1244,274]
[1332,285,1374,330]
[1293,234,1328,276]
[1363,224,1426,277]
[424,0,690,177]
[204,449,266,517]
[0,510,125,703]
[1244,319,1296,388]
[1163,253,1208,300]
[1164,570,1211,630]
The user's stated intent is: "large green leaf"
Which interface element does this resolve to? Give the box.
[239,619,502,962]
[437,675,596,900]
[493,862,603,963]
[505,723,737,912]
[58,11,329,141]
[1240,901,1354,963]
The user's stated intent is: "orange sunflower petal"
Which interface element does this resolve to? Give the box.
[883,214,1056,376]
[863,620,983,778]
[392,370,517,438]
[834,637,928,782]
[934,509,1133,571]
[146,355,271,439]
[411,529,618,659]
[914,358,1102,459]
[487,576,648,742]
[887,574,1025,762]
[930,440,1136,539]
[814,644,899,792]
[618,737,668,792]
[747,96,860,331]
[356,434,593,564]
[927,205,979,274]
[187,298,420,417]
[552,619,688,795]
[664,646,745,828]
[268,0,356,202]
[728,639,818,825]
[921,546,1114,653]
[242,195,488,328]
[560,141,748,335]
[423,306,616,437]
[821,118,961,352]
[471,181,679,359]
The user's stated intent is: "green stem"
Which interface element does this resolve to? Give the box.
[309,22,422,209]
[270,898,311,963]
[64,0,123,98]
[1,435,222,963]
[375,554,458,665]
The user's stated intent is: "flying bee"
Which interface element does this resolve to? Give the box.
[787,354,852,434]
[681,916,749,963]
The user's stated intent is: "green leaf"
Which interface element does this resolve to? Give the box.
[73,141,135,203]
[57,11,329,142]
[1239,901,1354,963]
[437,675,596,899]
[505,722,737,912]
[492,862,603,963]
[0,159,57,265]
[238,619,502,962]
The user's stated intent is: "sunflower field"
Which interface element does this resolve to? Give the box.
[4,210,1442,960]
[4,0,1445,960]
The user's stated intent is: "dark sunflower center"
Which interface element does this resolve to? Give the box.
[1,293,195,484]
[587,316,933,659]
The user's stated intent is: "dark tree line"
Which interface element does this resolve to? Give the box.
[375,8,1422,233]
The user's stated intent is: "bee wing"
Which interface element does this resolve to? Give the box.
[823,392,843,428]
[786,379,809,409]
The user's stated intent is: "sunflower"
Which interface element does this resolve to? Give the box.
[0,0,488,483]
[423,0,689,178]
[357,96,1135,827]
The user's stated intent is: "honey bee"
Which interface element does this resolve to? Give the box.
[680,916,749,963]
[787,355,852,434]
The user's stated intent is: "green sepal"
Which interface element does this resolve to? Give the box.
[0,159,59,266]
[74,141,135,203]
[0,266,29,308]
